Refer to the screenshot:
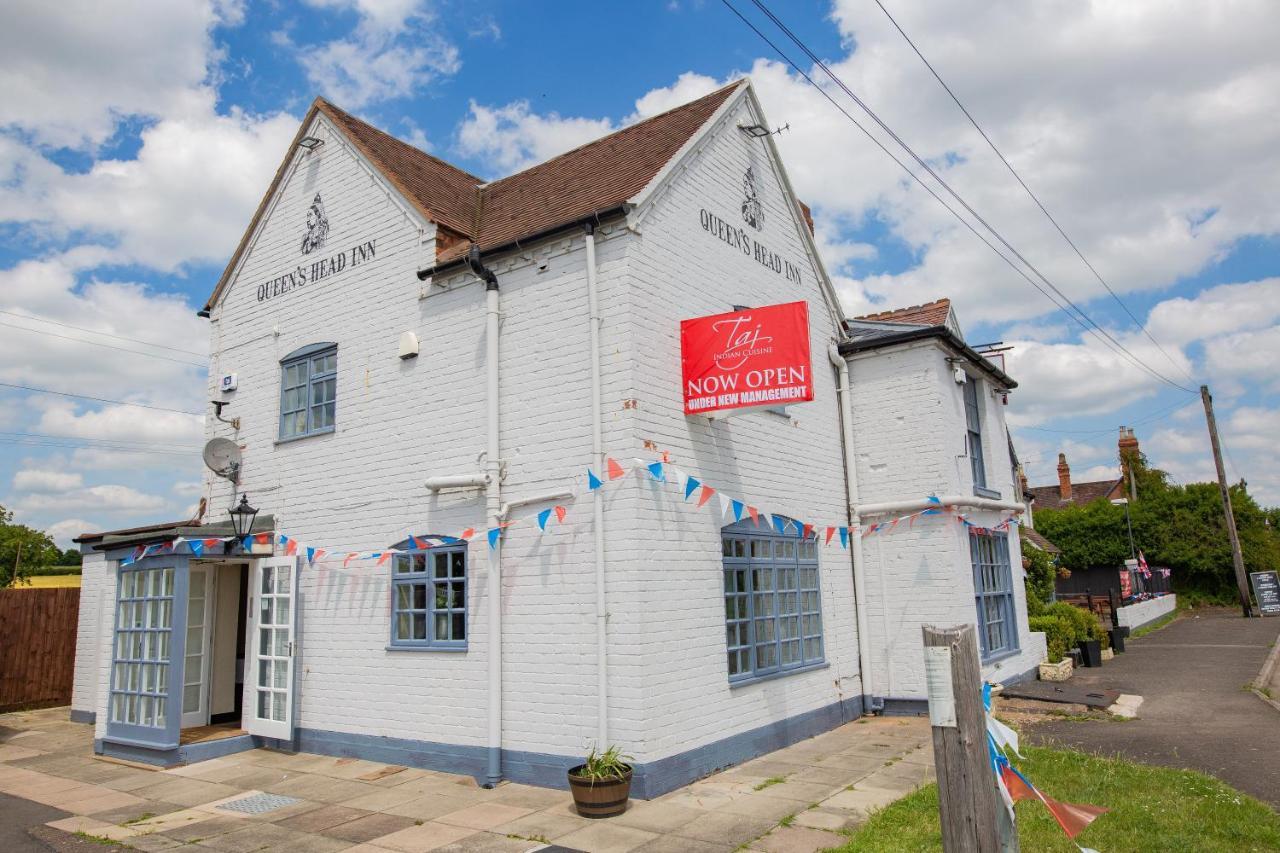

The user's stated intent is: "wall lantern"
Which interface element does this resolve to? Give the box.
[228,494,259,540]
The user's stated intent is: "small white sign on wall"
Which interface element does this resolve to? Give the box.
[923,646,957,728]
[220,373,238,392]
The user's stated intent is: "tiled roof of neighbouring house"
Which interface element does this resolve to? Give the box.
[1021,527,1062,555]
[205,82,742,309]
[853,298,953,328]
[1027,479,1124,511]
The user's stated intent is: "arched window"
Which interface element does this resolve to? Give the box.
[388,538,467,651]
[279,343,337,440]
[722,516,823,683]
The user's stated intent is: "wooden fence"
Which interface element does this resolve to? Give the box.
[0,587,81,712]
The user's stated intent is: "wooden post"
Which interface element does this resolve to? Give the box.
[1201,385,1252,617]
[923,624,1010,852]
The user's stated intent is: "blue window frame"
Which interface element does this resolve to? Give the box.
[279,343,336,440]
[390,545,467,649]
[964,375,987,491]
[105,555,188,750]
[970,530,1018,659]
[722,519,824,682]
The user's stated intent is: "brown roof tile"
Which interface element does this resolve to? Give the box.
[435,81,740,264]
[1021,527,1062,554]
[854,298,952,327]
[1027,479,1124,511]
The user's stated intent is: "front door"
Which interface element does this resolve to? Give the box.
[181,565,214,728]
[244,557,298,740]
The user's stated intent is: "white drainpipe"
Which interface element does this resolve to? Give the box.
[857,495,1025,517]
[828,345,876,712]
[584,223,608,749]
[466,246,504,787]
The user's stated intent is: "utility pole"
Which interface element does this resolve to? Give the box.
[1201,385,1252,618]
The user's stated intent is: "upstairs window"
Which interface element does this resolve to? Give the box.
[964,375,987,491]
[279,343,336,440]
[390,545,467,650]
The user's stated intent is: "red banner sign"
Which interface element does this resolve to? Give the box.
[681,301,814,416]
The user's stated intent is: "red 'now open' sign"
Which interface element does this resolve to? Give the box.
[680,301,814,416]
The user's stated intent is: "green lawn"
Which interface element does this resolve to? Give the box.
[832,746,1280,852]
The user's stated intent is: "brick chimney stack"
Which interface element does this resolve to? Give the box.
[1119,426,1140,501]
[1057,452,1072,502]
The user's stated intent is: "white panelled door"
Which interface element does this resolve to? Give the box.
[245,557,298,740]
[180,565,214,729]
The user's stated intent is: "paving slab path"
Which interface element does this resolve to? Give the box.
[1026,607,1280,809]
[0,707,937,853]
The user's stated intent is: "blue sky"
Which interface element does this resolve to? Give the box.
[2,0,1278,544]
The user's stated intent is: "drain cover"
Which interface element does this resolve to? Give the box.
[216,793,300,815]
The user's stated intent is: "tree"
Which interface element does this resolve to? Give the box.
[57,548,82,567]
[0,504,61,588]
[1035,454,1280,602]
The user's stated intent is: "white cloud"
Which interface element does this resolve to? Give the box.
[17,484,167,514]
[629,72,721,121]
[291,0,460,109]
[45,518,96,547]
[456,101,614,175]
[13,469,83,493]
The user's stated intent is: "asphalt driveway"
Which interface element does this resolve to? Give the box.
[1027,607,1280,808]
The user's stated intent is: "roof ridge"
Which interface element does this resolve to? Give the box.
[482,80,745,189]
[314,97,485,184]
[854,297,951,321]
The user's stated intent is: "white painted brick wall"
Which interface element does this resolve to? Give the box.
[71,550,106,718]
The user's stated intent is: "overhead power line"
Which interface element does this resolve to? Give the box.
[0,310,207,358]
[0,437,198,457]
[868,0,1195,385]
[0,430,202,451]
[1018,397,1199,436]
[0,320,206,367]
[723,0,1197,396]
[0,381,203,416]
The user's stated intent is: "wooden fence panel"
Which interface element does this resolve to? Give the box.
[0,587,82,712]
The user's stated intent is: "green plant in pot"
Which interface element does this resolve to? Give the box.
[568,745,633,818]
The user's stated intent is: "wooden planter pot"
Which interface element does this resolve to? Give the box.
[567,765,633,818]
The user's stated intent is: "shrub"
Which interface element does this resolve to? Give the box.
[1045,601,1109,648]
[1029,614,1071,663]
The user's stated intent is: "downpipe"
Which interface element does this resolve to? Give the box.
[468,245,504,788]
[828,345,877,714]
[584,223,608,749]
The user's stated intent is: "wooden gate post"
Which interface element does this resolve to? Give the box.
[923,624,1009,852]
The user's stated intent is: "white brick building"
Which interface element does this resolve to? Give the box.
[70,80,1042,796]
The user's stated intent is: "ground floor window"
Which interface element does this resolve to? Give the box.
[109,565,175,729]
[722,519,823,682]
[390,546,467,649]
[970,529,1017,659]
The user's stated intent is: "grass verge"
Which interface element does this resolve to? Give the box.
[1130,610,1178,639]
[831,745,1280,852]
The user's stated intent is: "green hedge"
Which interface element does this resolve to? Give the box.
[28,565,83,577]
[1029,602,1108,663]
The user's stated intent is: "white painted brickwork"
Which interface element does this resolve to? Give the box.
[71,550,106,718]
[847,340,1044,699]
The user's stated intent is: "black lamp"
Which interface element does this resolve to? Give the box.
[228,494,259,540]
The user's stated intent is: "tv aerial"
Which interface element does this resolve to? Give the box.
[202,437,242,484]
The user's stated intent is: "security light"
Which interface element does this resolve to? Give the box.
[297,136,324,151]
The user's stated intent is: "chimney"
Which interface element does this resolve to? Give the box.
[1057,452,1072,502]
[1118,426,1140,501]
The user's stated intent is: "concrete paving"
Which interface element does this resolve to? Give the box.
[1026,607,1280,808]
[0,707,936,853]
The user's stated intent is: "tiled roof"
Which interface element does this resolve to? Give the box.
[1027,479,1124,511]
[854,298,952,327]
[435,82,740,264]
[317,100,482,238]
[1021,527,1062,555]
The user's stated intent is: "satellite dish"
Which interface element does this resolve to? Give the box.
[202,438,242,482]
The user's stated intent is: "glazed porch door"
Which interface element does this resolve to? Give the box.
[104,555,188,749]
[180,565,215,728]
[244,557,298,740]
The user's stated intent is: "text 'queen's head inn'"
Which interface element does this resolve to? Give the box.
[71,80,1043,796]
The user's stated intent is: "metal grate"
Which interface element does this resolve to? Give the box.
[216,793,300,815]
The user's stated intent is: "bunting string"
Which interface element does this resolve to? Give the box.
[120,455,1021,569]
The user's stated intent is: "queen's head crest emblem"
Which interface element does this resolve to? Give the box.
[741,167,765,231]
[301,193,330,255]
